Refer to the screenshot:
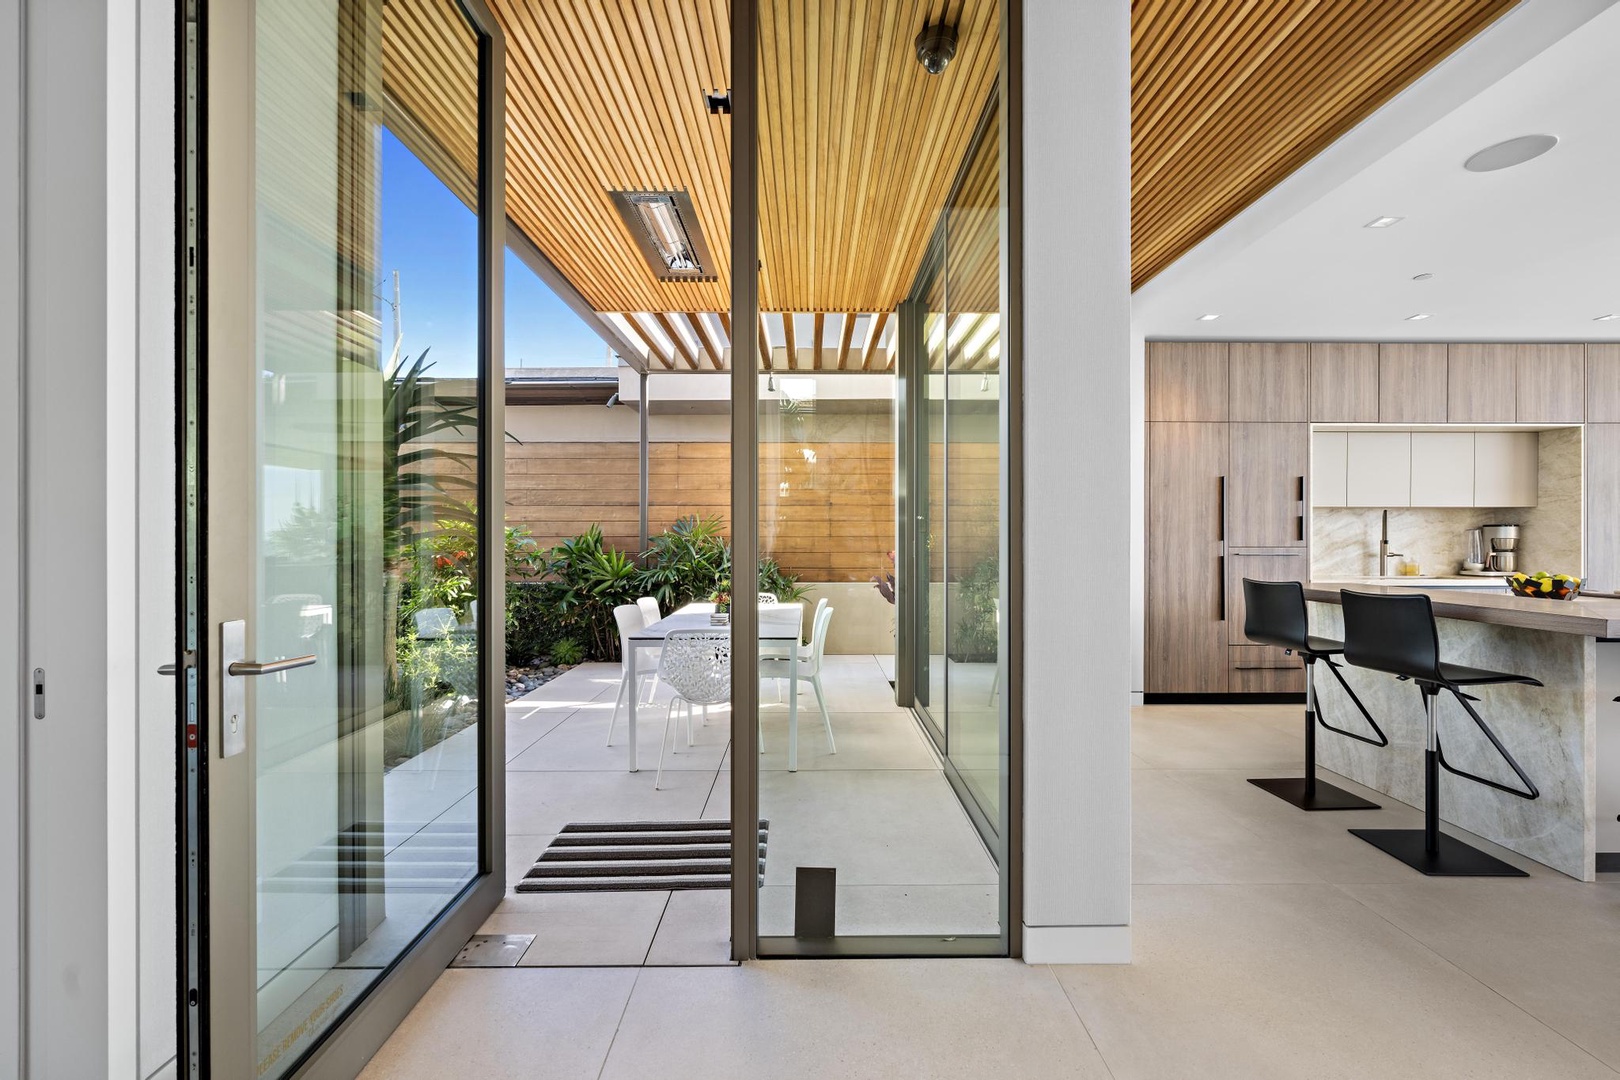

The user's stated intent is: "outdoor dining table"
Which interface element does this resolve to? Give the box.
[625,601,805,773]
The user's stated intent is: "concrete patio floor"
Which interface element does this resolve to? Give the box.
[484,655,1000,965]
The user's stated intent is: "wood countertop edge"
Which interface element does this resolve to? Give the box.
[1304,581,1620,638]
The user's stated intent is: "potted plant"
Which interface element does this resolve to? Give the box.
[710,581,731,624]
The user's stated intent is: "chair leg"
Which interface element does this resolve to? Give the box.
[686,701,695,747]
[811,675,835,753]
[656,698,680,790]
[1350,686,1527,876]
[607,676,630,746]
[1248,656,1379,811]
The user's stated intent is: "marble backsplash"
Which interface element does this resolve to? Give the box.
[1312,427,1583,579]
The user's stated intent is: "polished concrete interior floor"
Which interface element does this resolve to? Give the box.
[486,656,997,966]
[361,701,1620,1079]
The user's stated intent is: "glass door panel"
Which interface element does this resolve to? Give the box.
[944,102,1004,825]
[202,1,490,1074]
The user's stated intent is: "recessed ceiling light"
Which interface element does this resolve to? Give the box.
[1595,314,1620,322]
[1412,273,1434,281]
[1405,313,1434,321]
[1464,134,1558,173]
[1363,216,1403,229]
[1197,313,1221,321]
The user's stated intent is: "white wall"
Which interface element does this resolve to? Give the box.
[1021,0,1133,962]
[0,0,23,1072]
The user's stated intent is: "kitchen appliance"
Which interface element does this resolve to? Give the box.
[1464,527,1485,571]
[1482,524,1521,572]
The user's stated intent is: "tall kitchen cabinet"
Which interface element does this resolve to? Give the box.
[1146,343,1307,695]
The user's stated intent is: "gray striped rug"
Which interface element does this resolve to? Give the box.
[515,820,768,893]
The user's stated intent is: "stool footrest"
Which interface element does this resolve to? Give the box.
[1350,828,1527,877]
[1248,777,1379,811]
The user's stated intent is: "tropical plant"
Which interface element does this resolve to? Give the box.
[636,514,731,610]
[757,557,809,604]
[949,553,1000,663]
[538,525,641,660]
[548,637,585,666]
[872,549,896,605]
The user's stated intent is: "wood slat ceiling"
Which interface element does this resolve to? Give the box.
[1131,0,1516,289]
[383,0,999,320]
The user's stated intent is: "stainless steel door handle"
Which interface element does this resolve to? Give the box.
[228,655,317,676]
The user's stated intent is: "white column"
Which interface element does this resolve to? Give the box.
[1021,0,1133,964]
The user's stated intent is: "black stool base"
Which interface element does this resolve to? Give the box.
[1248,777,1380,811]
[1350,828,1528,877]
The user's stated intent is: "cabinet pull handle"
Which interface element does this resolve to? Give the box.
[1296,475,1306,541]
[1217,475,1227,620]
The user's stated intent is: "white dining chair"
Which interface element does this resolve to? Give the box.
[759,603,836,755]
[636,595,662,628]
[758,592,779,605]
[655,630,731,789]
[413,607,459,640]
[606,603,659,747]
[762,596,826,700]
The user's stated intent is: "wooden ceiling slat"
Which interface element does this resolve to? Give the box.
[783,310,798,371]
[1132,0,1514,288]
[757,315,771,371]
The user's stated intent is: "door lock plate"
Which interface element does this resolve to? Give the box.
[220,619,247,758]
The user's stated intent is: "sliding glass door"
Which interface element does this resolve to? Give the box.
[190,1,504,1074]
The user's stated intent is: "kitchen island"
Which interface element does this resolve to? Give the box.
[1303,582,1620,880]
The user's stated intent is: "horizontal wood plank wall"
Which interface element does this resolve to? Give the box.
[455,439,1001,585]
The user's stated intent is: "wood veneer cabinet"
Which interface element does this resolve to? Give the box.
[1588,345,1620,422]
[1229,343,1308,421]
[1448,344,1518,423]
[1379,344,1448,423]
[1145,422,1229,694]
[1228,423,1309,547]
[1147,342,1227,421]
[1310,343,1378,422]
[1515,344,1584,423]
[1585,425,1620,594]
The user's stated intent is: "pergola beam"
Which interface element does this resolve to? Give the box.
[623,315,675,369]
[757,315,771,370]
[835,312,857,370]
[682,310,722,369]
[811,313,824,371]
[783,312,797,371]
[860,311,890,371]
[652,312,700,370]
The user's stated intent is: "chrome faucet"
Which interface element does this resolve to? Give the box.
[1380,509,1404,577]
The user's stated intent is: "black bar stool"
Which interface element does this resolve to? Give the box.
[1242,579,1387,810]
[1339,589,1540,877]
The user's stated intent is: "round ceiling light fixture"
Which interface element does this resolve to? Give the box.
[914,19,959,75]
[1463,134,1558,173]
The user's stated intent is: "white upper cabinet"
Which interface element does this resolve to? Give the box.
[1345,432,1411,507]
[1475,431,1539,507]
[1409,432,1474,507]
[1312,431,1348,507]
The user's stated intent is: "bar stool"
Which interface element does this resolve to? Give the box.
[1242,579,1387,811]
[1339,589,1540,876]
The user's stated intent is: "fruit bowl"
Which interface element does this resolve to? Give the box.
[1506,572,1581,600]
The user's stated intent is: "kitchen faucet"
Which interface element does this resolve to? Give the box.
[1380,509,1404,577]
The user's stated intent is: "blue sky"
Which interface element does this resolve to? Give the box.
[380,129,611,376]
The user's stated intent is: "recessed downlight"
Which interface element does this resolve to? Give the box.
[1412,273,1434,281]
[1363,216,1403,229]
[1405,313,1434,322]
[1596,314,1620,322]
[1196,313,1221,322]
[1464,134,1558,173]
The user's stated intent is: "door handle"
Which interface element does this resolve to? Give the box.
[228,655,317,677]
[1296,475,1306,542]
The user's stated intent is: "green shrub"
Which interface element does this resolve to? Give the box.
[537,525,640,661]
[636,514,731,610]
[949,554,1000,663]
[505,581,559,665]
[757,556,809,604]
[548,637,585,666]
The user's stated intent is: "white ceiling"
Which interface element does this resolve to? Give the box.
[1133,0,1620,343]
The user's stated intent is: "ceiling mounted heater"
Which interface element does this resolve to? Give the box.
[610,189,717,282]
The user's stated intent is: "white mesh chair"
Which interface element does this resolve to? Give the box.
[606,604,659,747]
[758,592,779,605]
[760,604,836,755]
[413,607,458,640]
[655,630,731,789]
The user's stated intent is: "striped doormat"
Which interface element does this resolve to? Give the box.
[515,820,768,893]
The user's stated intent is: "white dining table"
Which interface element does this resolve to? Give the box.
[624,602,805,773]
